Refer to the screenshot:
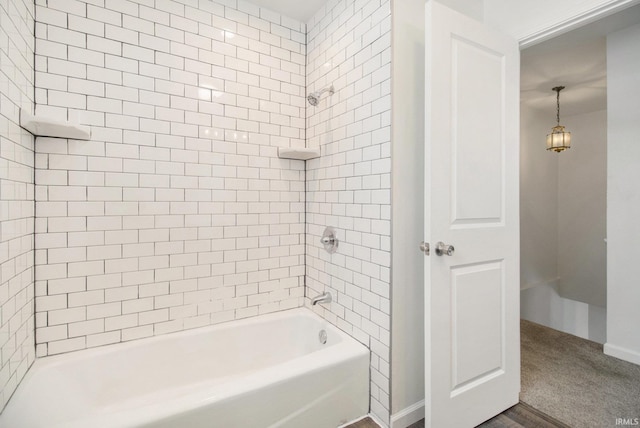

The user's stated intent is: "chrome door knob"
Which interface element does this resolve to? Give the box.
[435,241,455,256]
[420,241,430,255]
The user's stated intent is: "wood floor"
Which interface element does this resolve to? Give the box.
[345,402,570,428]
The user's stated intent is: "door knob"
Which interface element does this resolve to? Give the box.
[420,241,430,256]
[435,241,454,256]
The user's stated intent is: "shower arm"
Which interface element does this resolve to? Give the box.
[307,84,335,106]
[315,85,335,97]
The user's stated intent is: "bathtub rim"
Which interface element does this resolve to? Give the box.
[28,307,359,369]
[1,307,371,428]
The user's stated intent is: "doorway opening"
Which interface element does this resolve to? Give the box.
[518,5,640,426]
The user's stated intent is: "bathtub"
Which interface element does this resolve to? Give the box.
[0,308,369,428]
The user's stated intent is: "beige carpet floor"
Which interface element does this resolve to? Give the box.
[521,320,640,427]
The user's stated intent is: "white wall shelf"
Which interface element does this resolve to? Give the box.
[20,109,91,140]
[277,147,320,160]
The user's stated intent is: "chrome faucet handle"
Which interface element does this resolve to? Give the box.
[321,227,338,253]
[320,236,334,244]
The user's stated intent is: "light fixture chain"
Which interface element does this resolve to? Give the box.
[552,85,565,126]
[556,89,560,125]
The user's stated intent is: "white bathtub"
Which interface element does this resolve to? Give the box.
[0,308,369,428]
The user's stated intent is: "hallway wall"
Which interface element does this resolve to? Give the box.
[0,0,36,411]
[520,105,607,342]
[606,21,640,365]
[520,105,558,290]
[558,109,607,306]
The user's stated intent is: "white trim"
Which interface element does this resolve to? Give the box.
[337,413,388,428]
[519,0,640,48]
[604,343,640,365]
[390,400,425,428]
[369,412,389,428]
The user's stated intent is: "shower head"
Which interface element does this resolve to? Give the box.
[307,93,320,106]
[307,85,334,106]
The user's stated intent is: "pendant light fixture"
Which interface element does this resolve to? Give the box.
[546,86,571,152]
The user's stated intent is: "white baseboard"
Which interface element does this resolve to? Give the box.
[390,400,425,428]
[369,412,389,428]
[338,412,389,428]
[604,343,640,365]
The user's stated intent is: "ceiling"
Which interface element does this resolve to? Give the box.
[248,0,640,117]
[246,0,328,23]
[521,4,640,117]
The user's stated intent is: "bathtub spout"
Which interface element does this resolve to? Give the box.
[311,292,332,306]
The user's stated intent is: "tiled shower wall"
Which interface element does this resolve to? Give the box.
[305,0,392,423]
[0,0,36,410]
[33,0,307,356]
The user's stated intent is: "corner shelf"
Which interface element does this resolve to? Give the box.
[20,109,91,140]
[277,147,320,161]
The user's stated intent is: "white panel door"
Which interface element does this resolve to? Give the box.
[424,2,520,427]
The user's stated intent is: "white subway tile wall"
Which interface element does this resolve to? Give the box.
[305,0,392,423]
[34,0,307,357]
[0,0,36,411]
